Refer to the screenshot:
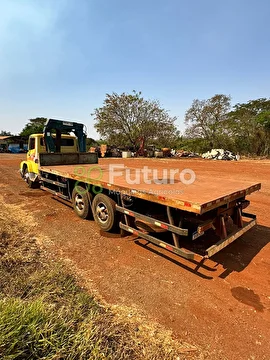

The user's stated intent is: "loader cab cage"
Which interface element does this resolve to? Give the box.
[43,119,87,153]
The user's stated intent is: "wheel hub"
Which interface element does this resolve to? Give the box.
[96,202,108,222]
[75,194,85,212]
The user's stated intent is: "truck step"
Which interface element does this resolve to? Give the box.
[40,177,67,188]
[40,185,70,200]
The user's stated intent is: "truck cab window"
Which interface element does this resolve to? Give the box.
[29,138,35,150]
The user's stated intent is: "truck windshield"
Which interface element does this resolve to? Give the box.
[40,138,75,147]
[59,138,74,146]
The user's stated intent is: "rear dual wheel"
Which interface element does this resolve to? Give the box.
[91,194,118,232]
[72,188,118,232]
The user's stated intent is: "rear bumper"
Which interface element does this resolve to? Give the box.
[205,213,256,258]
[119,212,257,261]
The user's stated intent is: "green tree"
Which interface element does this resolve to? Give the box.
[86,137,99,151]
[0,130,13,136]
[20,118,47,137]
[257,111,270,156]
[184,94,231,149]
[93,91,179,148]
[228,98,270,156]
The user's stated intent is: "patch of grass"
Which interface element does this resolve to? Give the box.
[0,202,195,360]
[0,297,138,360]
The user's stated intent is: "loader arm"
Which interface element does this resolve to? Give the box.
[44,119,87,153]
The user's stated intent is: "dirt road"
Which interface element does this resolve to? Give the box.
[1,154,269,359]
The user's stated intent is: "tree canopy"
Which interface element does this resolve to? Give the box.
[227,98,270,155]
[184,94,231,149]
[0,130,13,136]
[20,118,47,137]
[93,91,179,149]
[183,96,270,156]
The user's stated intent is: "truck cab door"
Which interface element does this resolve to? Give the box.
[27,137,36,161]
[27,136,39,174]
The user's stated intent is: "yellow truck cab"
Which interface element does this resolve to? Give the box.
[20,133,78,188]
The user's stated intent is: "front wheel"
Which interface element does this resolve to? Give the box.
[22,166,37,189]
[92,194,118,232]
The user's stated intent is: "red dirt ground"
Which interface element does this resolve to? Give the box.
[0,154,269,359]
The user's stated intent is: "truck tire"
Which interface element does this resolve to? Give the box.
[72,186,92,219]
[92,194,118,232]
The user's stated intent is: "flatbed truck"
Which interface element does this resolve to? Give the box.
[20,119,261,261]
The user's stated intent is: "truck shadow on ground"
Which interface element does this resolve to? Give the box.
[48,196,270,280]
[212,224,270,278]
[134,225,270,280]
[134,240,216,280]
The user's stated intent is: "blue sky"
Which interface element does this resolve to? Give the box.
[0,0,269,138]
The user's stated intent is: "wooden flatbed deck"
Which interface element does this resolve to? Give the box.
[39,162,261,214]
